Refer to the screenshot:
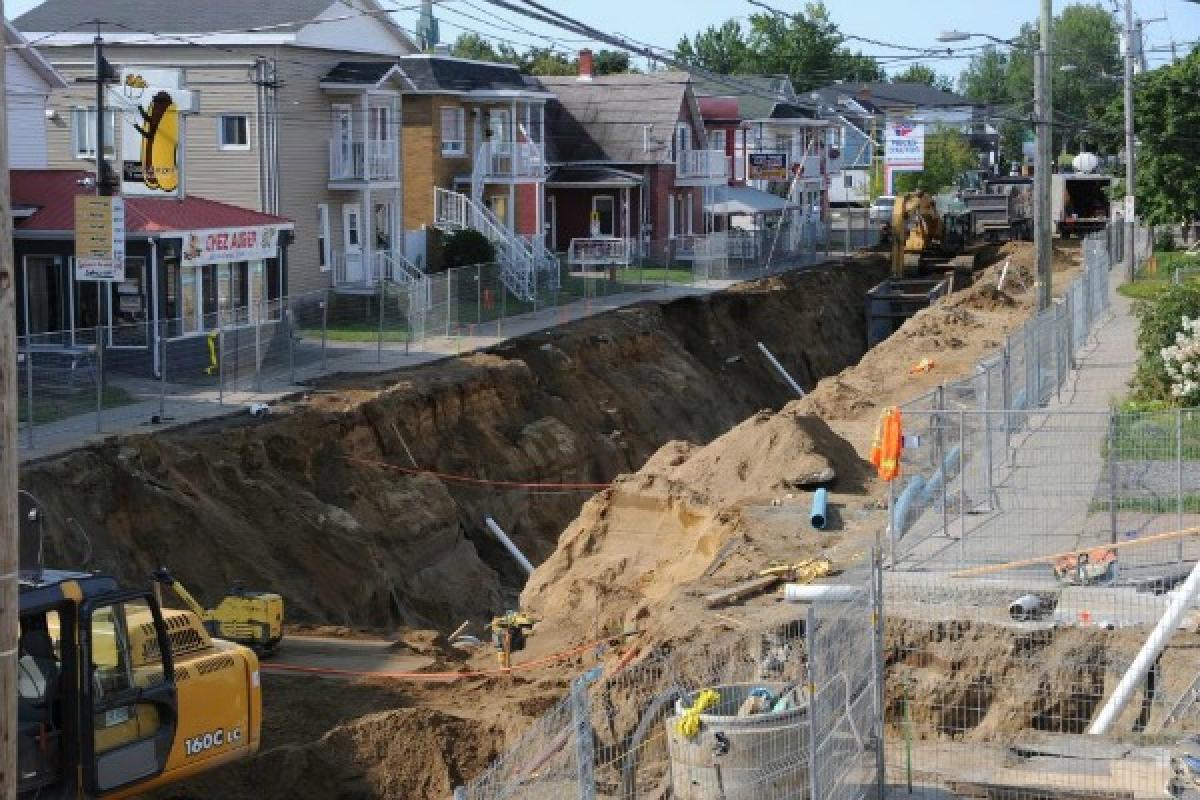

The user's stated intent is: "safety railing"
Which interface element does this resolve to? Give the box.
[328,138,397,182]
[676,149,730,184]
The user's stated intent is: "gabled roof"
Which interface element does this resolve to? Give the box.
[538,72,702,165]
[3,20,66,90]
[11,170,292,236]
[14,0,416,52]
[396,55,544,94]
[323,62,400,85]
[832,82,977,110]
[692,75,816,121]
[15,0,334,34]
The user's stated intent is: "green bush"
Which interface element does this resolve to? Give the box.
[1133,283,1200,404]
[1156,228,1179,253]
[442,229,496,269]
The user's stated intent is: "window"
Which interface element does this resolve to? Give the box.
[844,173,854,189]
[707,130,726,153]
[218,115,249,150]
[71,108,116,160]
[440,107,466,156]
[486,109,510,144]
[317,204,331,272]
[370,106,391,142]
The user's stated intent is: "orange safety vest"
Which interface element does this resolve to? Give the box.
[869,407,903,481]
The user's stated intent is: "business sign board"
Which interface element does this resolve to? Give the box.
[114,67,198,197]
[181,225,283,267]
[748,153,788,181]
[75,196,126,281]
[885,122,925,167]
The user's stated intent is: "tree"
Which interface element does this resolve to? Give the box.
[892,128,976,194]
[892,64,954,91]
[675,3,882,90]
[676,20,751,75]
[593,50,633,76]
[522,48,575,76]
[959,46,1009,105]
[1126,47,1200,226]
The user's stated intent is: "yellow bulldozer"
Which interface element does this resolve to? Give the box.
[152,567,284,655]
[17,567,263,798]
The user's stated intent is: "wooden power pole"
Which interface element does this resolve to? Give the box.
[0,0,18,793]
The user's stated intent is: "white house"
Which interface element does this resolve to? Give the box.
[4,19,67,168]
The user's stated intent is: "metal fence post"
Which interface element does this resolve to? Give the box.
[218,326,225,406]
[287,296,296,384]
[959,407,967,566]
[806,605,822,800]
[1109,411,1119,544]
[870,548,886,796]
[1179,408,1186,563]
[571,669,598,800]
[254,295,264,392]
[1001,342,1012,448]
[938,386,948,539]
[24,343,34,447]
[446,269,452,339]
[320,292,328,373]
[95,325,104,433]
[159,321,167,418]
[378,279,385,365]
[982,369,994,505]
[476,264,482,326]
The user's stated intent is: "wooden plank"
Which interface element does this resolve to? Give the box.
[946,780,1134,800]
[702,575,781,609]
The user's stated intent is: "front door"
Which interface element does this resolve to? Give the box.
[545,195,557,251]
[342,204,363,283]
[332,105,354,178]
[372,201,393,281]
[22,255,67,338]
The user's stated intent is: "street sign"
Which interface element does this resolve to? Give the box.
[75,196,125,281]
[748,153,788,181]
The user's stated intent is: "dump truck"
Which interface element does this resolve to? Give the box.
[963,176,1033,242]
[1053,173,1112,238]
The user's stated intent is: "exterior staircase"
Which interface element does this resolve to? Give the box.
[434,187,558,303]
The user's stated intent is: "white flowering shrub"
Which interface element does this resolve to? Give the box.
[1161,315,1200,404]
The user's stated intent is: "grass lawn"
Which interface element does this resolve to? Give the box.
[297,323,410,343]
[1118,251,1200,300]
[1090,495,1200,514]
[19,385,137,426]
[1108,409,1200,461]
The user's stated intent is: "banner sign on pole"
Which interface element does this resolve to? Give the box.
[885,122,926,167]
[75,195,126,281]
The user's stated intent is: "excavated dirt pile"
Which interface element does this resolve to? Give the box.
[21,259,885,632]
[521,242,1084,653]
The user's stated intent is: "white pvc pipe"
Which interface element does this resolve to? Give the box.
[783,584,863,603]
[757,342,805,397]
[1088,556,1200,734]
[484,516,534,575]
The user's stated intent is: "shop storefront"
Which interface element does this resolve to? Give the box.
[12,169,292,375]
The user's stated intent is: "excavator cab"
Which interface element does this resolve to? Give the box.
[18,571,180,798]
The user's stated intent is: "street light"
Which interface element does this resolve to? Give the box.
[936,30,1018,46]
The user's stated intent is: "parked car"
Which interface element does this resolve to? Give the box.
[869,195,896,224]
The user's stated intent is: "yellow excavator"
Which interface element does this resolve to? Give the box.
[890,190,977,278]
[152,568,284,655]
[18,567,262,798]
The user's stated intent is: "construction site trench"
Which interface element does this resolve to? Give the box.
[22,244,1095,799]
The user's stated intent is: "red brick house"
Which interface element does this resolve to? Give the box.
[539,56,728,263]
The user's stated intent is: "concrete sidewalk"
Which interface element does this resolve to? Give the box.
[16,273,769,463]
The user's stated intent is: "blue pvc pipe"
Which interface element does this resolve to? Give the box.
[893,475,926,538]
[810,488,828,530]
[921,446,961,505]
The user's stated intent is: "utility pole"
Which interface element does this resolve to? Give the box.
[1123,0,1137,281]
[1034,0,1054,311]
[94,29,113,197]
[0,0,18,793]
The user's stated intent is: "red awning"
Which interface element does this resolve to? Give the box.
[11,169,291,236]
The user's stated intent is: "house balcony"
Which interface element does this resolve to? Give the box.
[676,150,730,186]
[329,138,399,186]
[476,140,545,183]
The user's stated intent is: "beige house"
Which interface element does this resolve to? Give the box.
[15,0,417,297]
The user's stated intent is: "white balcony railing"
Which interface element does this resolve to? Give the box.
[676,150,730,184]
[479,140,545,181]
[329,138,398,182]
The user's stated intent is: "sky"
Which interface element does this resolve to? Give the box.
[7,0,1200,77]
